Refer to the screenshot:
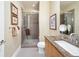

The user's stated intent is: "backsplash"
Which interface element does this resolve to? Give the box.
[59,34,79,47]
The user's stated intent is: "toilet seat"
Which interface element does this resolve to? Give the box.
[37,42,45,48]
[37,42,45,54]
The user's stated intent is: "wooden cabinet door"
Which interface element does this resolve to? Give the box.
[50,44,63,57]
[45,38,63,57]
[45,38,49,56]
[45,38,52,57]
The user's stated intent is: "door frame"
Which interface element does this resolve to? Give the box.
[0,1,5,57]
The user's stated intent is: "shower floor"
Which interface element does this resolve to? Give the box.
[21,39,39,48]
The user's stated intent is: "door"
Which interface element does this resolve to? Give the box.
[0,1,4,57]
[30,14,39,39]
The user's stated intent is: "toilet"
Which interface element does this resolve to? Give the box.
[37,42,45,54]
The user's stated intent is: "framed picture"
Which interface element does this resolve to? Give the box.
[11,2,18,15]
[49,14,57,30]
[11,2,18,25]
[12,16,18,25]
[12,27,17,37]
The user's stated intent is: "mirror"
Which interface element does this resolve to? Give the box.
[60,1,79,35]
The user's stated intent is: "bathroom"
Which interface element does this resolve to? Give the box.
[0,1,79,57]
[20,1,79,57]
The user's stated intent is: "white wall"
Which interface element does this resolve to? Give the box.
[4,1,22,57]
[0,1,4,41]
[0,1,4,57]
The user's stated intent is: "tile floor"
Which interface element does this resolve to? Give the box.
[16,48,45,57]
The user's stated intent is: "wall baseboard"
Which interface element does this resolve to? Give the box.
[12,45,21,57]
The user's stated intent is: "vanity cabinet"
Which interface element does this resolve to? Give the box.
[45,37,63,57]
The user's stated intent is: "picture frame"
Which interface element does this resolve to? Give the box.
[49,14,57,30]
[11,2,18,15]
[11,2,18,25]
[12,16,18,25]
[12,27,17,37]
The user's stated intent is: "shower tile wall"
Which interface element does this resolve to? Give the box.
[22,13,39,40]
[29,14,39,39]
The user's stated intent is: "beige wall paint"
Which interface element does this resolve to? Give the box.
[39,1,60,41]
[4,1,22,57]
[49,1,60,36]
[60,2,79,34]
[39,1,50,41]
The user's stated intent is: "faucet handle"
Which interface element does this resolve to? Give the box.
[69,33,79,45]
[75,39,79,46]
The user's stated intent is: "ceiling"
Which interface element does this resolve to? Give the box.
[60,1,76,8]
[60,1,77,11]
[20,1,39,10]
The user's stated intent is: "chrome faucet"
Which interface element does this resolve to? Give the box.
[75,37,79,46]
[70,33,79,46]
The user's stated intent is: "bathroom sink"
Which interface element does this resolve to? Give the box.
[54,41,79,56]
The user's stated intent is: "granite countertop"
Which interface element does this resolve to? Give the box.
[45,36,79,57]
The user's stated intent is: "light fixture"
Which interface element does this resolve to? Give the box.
[59,24,67,33]
[59,24,67,39]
